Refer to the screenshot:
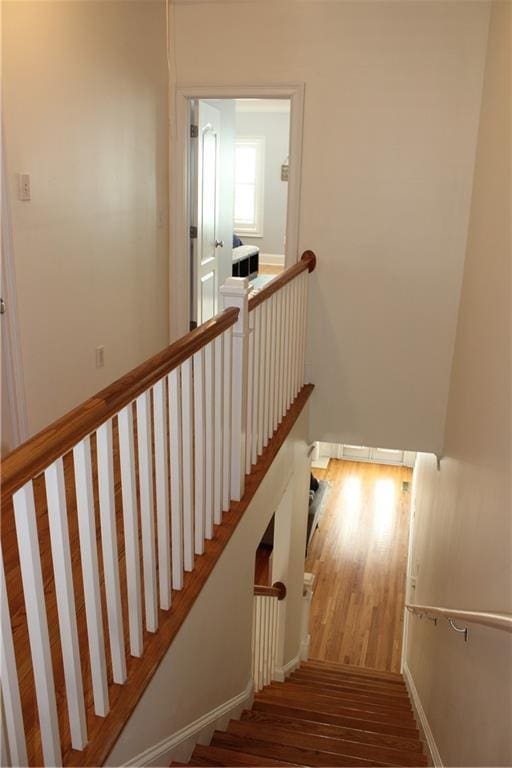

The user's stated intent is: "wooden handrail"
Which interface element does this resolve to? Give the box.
[248,250,317,311]
[1,307,239,500]
[254,581,287,601]
[406,603,512,634]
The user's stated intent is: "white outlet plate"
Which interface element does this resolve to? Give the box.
[18,173,31,201]
[96,346,105,368]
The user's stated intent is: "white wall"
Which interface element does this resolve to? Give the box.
[405,3,511,764]
[235,106,290,256]
[171,0,490,454]
[105,406,311,766]
[2,0,169,435]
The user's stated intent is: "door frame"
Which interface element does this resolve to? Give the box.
[1,140,29,450]
[169,83,305,341]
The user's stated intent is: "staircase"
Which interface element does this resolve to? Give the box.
[176,660,427,767]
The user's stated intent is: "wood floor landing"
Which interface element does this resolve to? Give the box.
[305,460,412,673]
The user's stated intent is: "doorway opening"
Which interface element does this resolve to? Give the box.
[189,97,291,327]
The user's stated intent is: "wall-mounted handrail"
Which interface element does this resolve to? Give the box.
[248,250,316,311]
[405,603,512,638]
[1,308,239,500]
[254,581,287,601]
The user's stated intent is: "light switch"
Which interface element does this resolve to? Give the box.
[18,174,31,201]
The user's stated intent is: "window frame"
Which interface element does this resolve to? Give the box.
[233,135,265,238]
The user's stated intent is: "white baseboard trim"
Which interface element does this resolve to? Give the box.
[122,678,254,767]
[300,633,310,661]
[260,253,285,267]
[403,662,443,768]
[273,651,302,682]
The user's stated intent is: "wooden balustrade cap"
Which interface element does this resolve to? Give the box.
[248,250,317,311]
[254,581,287,601]
[1,307,239,499]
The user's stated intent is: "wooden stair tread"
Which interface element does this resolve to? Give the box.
[303,660,405,684]
[228,719,427,767]
[256,687,416,725]
[252,699,419,738]
[191,743,301,766]
[211,730,391,767]
[241,709,424,753]
[290,670,408,695]
[176,662,425,767]
[274,680,413,710]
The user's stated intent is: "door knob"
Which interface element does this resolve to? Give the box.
[215,239,224,248]
[0,298,5,315]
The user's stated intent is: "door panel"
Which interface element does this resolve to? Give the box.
[196,102,221,325]
[200,271,216,323]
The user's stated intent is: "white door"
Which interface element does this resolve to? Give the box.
[194,102,221,325]
[191,100,235,327]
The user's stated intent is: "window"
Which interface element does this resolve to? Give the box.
[234,136,265,237]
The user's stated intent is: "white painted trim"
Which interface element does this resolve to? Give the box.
[300,633,311,661]
[1,136,29,449]
[259,253,285,267]
[401,456,420,673]
[236,99,291,114]
[317,441,417,468]
[272,650,301,682]
[122,678,254,767]
[170,83,305,341]
[403,662,444,768]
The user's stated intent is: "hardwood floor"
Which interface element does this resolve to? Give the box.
[305,460,412,673]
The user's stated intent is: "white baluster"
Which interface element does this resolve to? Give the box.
[300,272,308,387]
[280,288,287,422]
[181,360,195,569]
[263,298,272,448]
[222,328,232,512]
[118,404,143,657]
[153,378,172,609]
[254,596,261,692]
[251,306,261,466]
[274,292,282,430]
[136,392,158,632]
[204,341,214,539]
[296,275,304,394]
[220,277,250,502]
[285,282,293,411]
[44,459,87,749]
[258,597,266,691]
[73,437,109,716]
[271,598,278,680]
[246,309,254,475]
[251,598,257,688]
[214,334,224,523]
[291,278,299,400]
[13,483,62,766]
[193,348,206,552]
[257,303,266,457]
[0,551,28,767]
[169,367,184,588]
[267,296,275,442]
[96,421,127,683]
[264,598,271,686]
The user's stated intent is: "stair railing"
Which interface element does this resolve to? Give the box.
[1,251,316,767]
[405,603,512,642]
[252,582,287,692]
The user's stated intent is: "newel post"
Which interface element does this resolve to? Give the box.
[220,277,250,501]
